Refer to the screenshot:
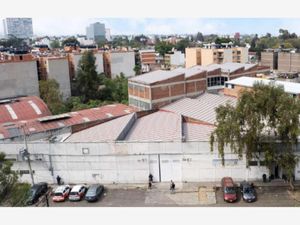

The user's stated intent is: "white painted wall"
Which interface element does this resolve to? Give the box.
[0,61,39,99]
[170,51,185,66]
[110,52,135,78]
[0,141,279,184]
[47,58,71,100]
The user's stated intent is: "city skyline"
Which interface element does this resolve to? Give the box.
[1,18,300,37]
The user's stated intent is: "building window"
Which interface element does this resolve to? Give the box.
[249,161,258,166]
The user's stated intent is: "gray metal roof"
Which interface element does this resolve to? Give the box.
[129,68,185,85]
[162,93,237,125]
[226,77,300,94]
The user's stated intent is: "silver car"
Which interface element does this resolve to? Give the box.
[240,182,256,203]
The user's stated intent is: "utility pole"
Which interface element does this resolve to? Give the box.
[20,124,35,185]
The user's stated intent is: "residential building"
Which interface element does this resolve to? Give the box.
[40,57,71,100]
[128,63,270,110]
[224,76,300,98]
[185,47,249,68]
[69,52,104,79]
[185,48,201,68]
[164,50,185,68]
[261,50,278,70]
[3,18,33,39]
[278,52,300,72]
[139,49,156,73]
[0,60,39,99]
[86,22,106,43]
[104,51,135,78]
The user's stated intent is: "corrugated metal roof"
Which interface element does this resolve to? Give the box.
[184,66,206,78]
[0,96,51,124]
[0,104,135,139]
[184,123,215,141]
[129,63,258,85]
[129,68,185,85]
[125,111,182,141]
[162,93,237,125]
[226,77,300,94]
[65,113,135,142]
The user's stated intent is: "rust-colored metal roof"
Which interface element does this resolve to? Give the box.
[0,103,135,139]
[0,96,52,124]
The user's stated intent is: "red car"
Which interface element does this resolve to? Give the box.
[221,177,237,203]
[52,185,71,202]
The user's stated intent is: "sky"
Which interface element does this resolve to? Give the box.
[1,18,300,36]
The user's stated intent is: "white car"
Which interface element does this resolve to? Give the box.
[68,185,86,201]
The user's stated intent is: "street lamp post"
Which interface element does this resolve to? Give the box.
[20,125,35,185]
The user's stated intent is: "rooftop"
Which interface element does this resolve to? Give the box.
[226,77,300,95]
[0,96,51,124]
[162,92,237,125]
[0,104,135,140]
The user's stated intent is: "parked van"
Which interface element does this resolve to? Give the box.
[221,177,237,203]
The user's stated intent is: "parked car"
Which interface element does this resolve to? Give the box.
[221,177,237,203]
[26,182,48,205]
[240,181,256,203]
[85,184,105,202]
[69,185,86,201]
[52,185,71,202]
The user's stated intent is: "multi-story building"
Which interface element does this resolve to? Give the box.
[128,63,270,110]
[185,47,249,68]
[104,51,135,78]
[37,56,71,100]
[224,76,300,98]
[86,22,106,43]
[260,49,278,70]
[260,49,300,72]
[164,50,185,68]
[0,59,39,99]
[139,49,156,73]
[278,52,300,72]
[3,18,33,39]
[69,52,104,80]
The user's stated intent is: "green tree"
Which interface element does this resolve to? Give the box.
[196,32,204,42]
[155,41,174,56]
[215,37,232,45]
[176,39,191,53]
[210,83,300,190]
[0,153,30,206]
[0,152,18,203]
[39,79,67,115]
[74,51,103,102]
[62,37,80,47]
[133,64,142,75]
[102,73,128,104]
[50,40,61,49]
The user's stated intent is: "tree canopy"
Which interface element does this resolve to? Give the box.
[39,79,67,115]
[74,51,103,102]
[210,83,300,189]
[155,41,174,56]
[61,37,80,46]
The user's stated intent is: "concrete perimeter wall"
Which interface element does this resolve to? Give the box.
[0,141,281,184]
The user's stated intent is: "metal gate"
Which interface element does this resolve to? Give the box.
[159,154,182,182]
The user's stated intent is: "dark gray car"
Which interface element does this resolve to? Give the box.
[240,182,256,203]
[85,184,104,202]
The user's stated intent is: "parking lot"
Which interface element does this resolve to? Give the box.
[44,183,300,207]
